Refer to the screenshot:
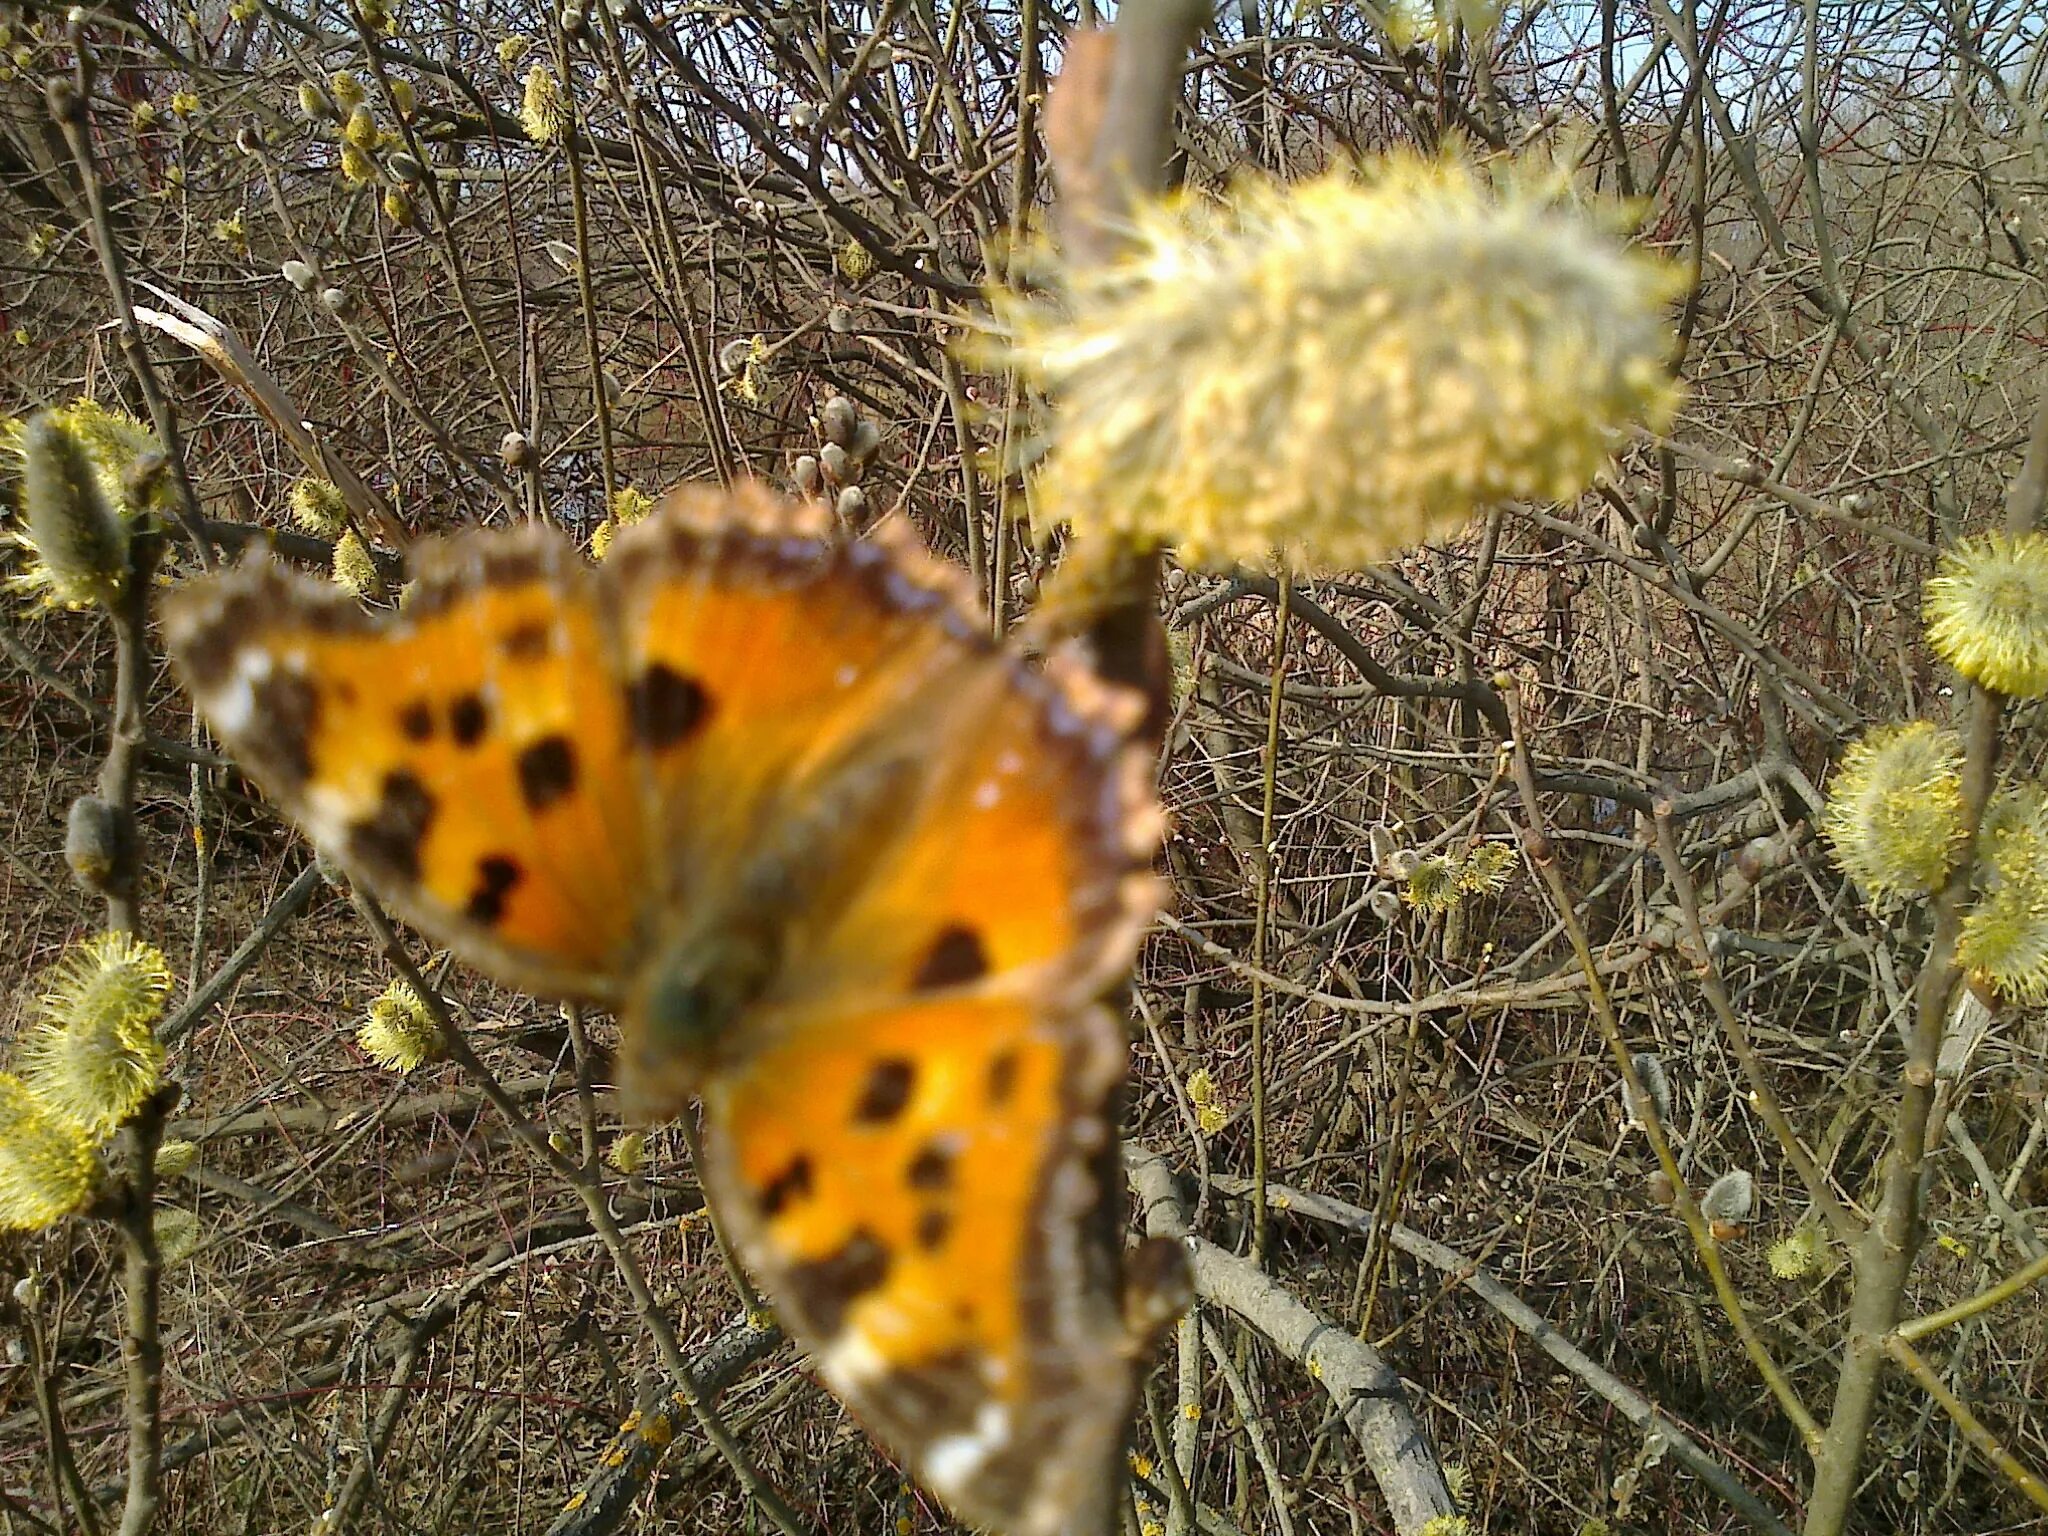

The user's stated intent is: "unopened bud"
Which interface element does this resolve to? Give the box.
[848,417,882,464]
[818,395,857,448]
[65,794,122,891]
[46,77,84,125]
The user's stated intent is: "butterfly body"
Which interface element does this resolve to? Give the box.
[163,483,1174,1536]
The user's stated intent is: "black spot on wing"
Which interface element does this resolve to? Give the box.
[759,1153,814,1218]
[787,1227,891,1338]
[853,1058,915,1124]
[625,664,711,750]
[464,854,523,925]
[449,692,489,748]
[516,735,578,812]
[248,670,322,786]
[916,1208,952,1251]
[912,925,989,991]
[501,620,552,660]
[986,1050,1019,1107]
[398,699,434,741]
[348,769,436,882]
[906,1141,955,1192]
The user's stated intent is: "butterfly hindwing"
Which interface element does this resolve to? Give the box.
[162,525,649,998]
[702,990,1137,1536]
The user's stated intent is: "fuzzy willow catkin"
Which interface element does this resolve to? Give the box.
[1923,532,2048,699]
[991,153,1685,573]
[1821,720,1966,904]
[18,410,130,610]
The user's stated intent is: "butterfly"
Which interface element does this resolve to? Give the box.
[161,482,1179,1536]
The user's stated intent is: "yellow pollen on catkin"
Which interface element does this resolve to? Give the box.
[1959,784,2048,1003]
[1821,720,1967,905]
[1923,532,2048,698]
[520,65,567,144]
[987,151,1684,574]
[0,1076,95,1230]
[356,978,442,1071]
[22,933,171,1136]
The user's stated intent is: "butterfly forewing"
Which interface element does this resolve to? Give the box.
[161,527,649,998]
[600,489,989,879]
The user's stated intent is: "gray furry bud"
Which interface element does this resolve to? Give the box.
[818,395,858,448]
[1623,1052,1672,1129]
[1702,1169,1755,1225]
[65,795,122,892]
[848,417,882,464]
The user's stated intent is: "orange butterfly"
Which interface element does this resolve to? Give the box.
[161,483,1175,1535]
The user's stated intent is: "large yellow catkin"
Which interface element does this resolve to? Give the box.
[24,933,172,1135]
[520,64,566,144]
[289,476,349,536]
[0,1075,95,1230]
[1958,784,2048,1002]
[16,410,130,609]
[1821,720,1966,905]
[1923,532,2048,699]
[989,152,1685,574]
[357,978,441,1072]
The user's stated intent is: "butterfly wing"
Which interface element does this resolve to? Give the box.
[161,524,650,998]
[686,626,1164,1536]
[599,486,995,872]
[703,992,1139,1536]
[169,484,1171,1535]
